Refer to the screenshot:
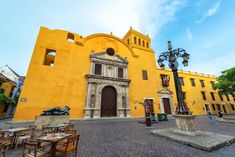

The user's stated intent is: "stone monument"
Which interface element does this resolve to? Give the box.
[35,106,70,130]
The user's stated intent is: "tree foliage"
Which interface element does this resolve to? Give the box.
[213,67,235,97]
[0,92,16,106]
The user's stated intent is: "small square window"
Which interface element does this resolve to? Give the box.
[219,94,224,101]
[179,77,184,86]
[212,104,216,110]
[210,92,215,101]
[67,33,75,42]
[226,95,230,101]
[201,91,206,100]
[142,70,148,80]
[210,81,216,90]
[200,80,205,87]
[44,49,56,66]
[190,78,195,86]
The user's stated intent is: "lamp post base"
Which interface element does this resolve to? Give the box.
[173,114,198,136]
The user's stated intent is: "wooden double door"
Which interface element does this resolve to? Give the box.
[101,86,117,117]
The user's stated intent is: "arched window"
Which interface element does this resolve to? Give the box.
[138,39,141,45]
[127,39,130,44]
[44,49,56,66]
[134,37,137,44]
[67,33,75,42]
[146,42,149,48]
[142,41,145,47]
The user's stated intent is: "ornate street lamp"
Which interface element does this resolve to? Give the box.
[157,41,190,115]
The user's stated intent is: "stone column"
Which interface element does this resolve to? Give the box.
[125,68,128,79]
[90,62,94,74]
[102,64,106,76]
[117,86,122,117]
[125,86,131,117]
[84,82,92,119]
[114,67,117,78]
[159,94,165,113]
[93,84,102,118]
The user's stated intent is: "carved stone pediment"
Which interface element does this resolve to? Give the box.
[157,86,173,94]
[91,51,128,64]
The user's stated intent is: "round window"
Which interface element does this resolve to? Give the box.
[106,48,115,56]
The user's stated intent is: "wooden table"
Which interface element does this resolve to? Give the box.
[0,127,31,147]
[0,127,31,133]
[37,133,71,157]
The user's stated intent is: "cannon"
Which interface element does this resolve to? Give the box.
[41,106,70,116]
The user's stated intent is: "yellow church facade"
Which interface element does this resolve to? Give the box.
[13,27,235,121]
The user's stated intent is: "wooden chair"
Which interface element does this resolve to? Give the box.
[56,134,80,157]
[57,130,78,145]
[66,130,77,135]
[15,128,34,149]
[42,125,54,135]
[1,130,14,148]
[65,123,75,131]
[22,141,48,157]
[0,136,12,157]
[30,130,50,149]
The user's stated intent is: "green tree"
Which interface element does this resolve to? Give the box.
[0,92,16,106]
[213,67,235,97]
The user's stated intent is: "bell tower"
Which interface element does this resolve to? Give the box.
[122,27,151,50]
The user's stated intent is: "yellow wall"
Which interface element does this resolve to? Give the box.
[13,27,235,121]
[13,27,160,121]
[156,68,235,115]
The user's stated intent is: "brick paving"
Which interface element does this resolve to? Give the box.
[2,116,235,157]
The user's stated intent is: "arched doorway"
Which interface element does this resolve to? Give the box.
[101,86,117,117]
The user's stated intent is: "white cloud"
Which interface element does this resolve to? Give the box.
[195,0,221,24]
[0,0,187,75]
[207,1,220,16]
[43,0,186,39]
[135,0,186,38]
[186,27,192,41]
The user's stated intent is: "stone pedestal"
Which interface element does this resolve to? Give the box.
[125,108,131,117]
[173,114,198,136]
[84,108,92,119]
[118,108,125,117]
[35,115,70,130]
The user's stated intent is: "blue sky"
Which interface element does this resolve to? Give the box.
[0,0,234,76]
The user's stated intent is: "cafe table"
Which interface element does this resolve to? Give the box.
[37,132,72,157]
[0,127,32,147]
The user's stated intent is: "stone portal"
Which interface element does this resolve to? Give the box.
[84,49,131,119]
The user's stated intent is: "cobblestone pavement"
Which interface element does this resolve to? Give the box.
[3,116,235,157]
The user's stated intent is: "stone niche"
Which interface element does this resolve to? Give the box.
[35,115,70,130]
